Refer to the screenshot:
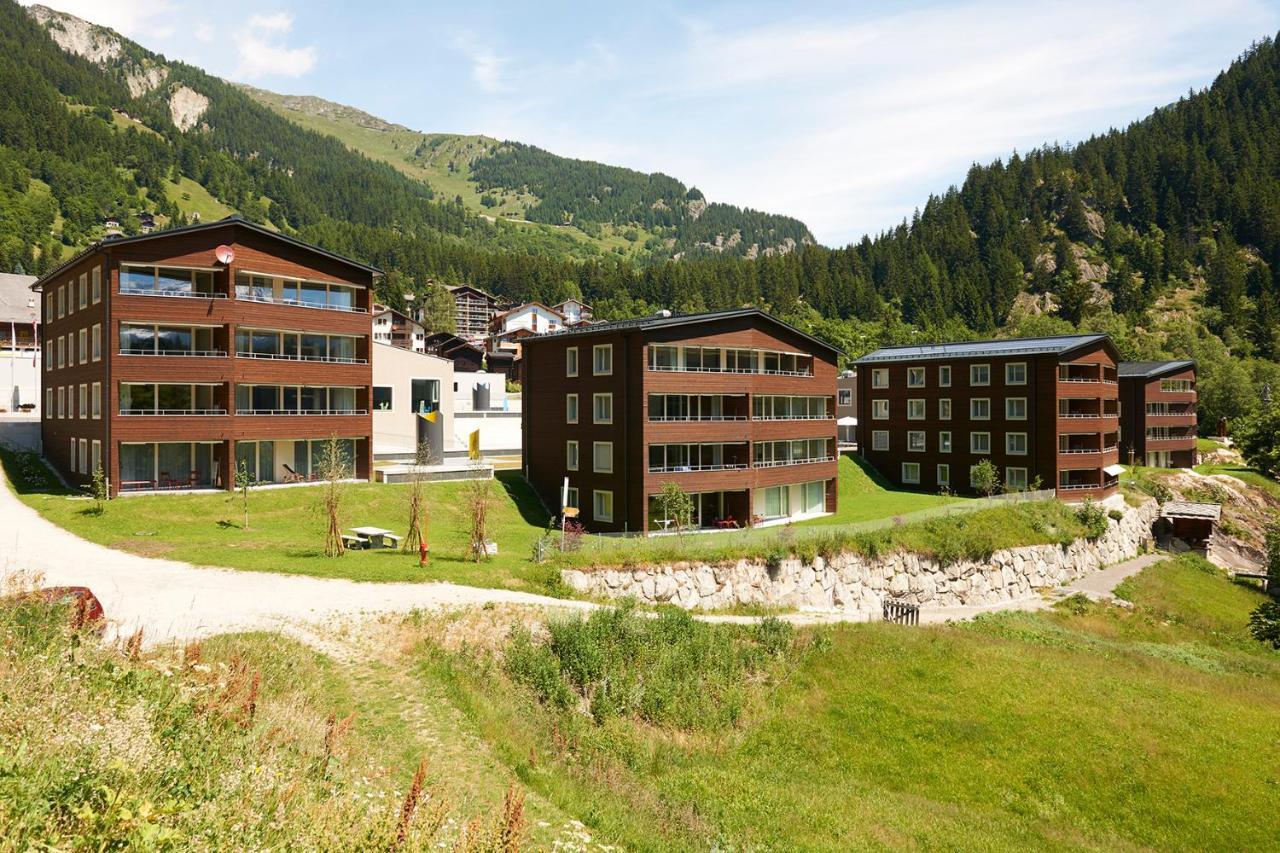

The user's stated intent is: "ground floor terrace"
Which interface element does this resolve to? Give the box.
[113,437,370,494]
[1057,464,1123,500]
[642,478,833,533]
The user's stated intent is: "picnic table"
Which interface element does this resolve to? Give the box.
[347,527,403,549]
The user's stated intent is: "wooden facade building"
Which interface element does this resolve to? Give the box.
[33,216,377,496]
[1118,360,1197,468]
[855,334,1122,499]
[521,309,840,534]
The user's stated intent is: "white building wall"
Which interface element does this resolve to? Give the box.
[1,348,40,412]
[371,342,455,457]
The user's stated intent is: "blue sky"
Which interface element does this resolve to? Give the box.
[28,0,1280,246]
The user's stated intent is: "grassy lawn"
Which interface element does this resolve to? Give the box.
[427,554,1280,849]
[1193,463,1280,499]
[2,448,555,589]
[799,454,963,525]
[1196,437,1226,453]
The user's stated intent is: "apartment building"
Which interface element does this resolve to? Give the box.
[1118,360,1197,468]
[836,369,857,447]
[33,215,377,495]
[855,334,1122,499]
[447,284,497,342]
[521,308,840,534]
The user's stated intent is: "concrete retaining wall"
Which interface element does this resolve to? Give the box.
[562,500,1159,614]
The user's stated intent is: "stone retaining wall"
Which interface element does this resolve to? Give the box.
[562,500,1160,614]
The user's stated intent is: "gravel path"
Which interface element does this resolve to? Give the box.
[1058,553,1167,601]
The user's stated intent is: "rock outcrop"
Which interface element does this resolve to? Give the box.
[563,500,1159,614]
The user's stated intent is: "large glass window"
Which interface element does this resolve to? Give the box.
[373,387,393,410]
[119,444,155,485]
[411,379,440,413]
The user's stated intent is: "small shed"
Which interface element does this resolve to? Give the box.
[1157,501,1221,546]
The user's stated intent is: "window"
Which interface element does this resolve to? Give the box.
[91,383,101,419]
[128,265,219,297]
[838,388,852,406]
[872,399,889,420]
[1005,397,1027,420]
[372,387,393,410]
[593,393,613,424]
[69,437,76,473]
[970,398,991,420]
[57,387,65,419]
[91,440,101,474]
[57,284,65,318]
[871,368,888,389]
[902,462,921,484]
[970,364,990,386]
[907,399,925,420]
[78,384,87,419]
[78,439,88,474]
[91,267,101,303]
[91,324,102,361]
[1006,432,1028,455]
[908,431,926,452]
[1005,362,1027,385]
[57,336,64,369]
[1006,467,1029,491]
[937,463,950,487]
[592,344,613,376]
[939,398,952,420]
[970,431,991,454]
[410,379,439,414]
[939,365,952,387]
[565,486,579,510]
[907,367,926,388]
[593,490,614,523]
[872,430,889,451]
[46,293,53,322]
[45,388,52,413]
[566,393,578,424]
[78,329,87,364]
[78,273,88,309]
[593,441,613,474]
[566,440,579,471]
[566,347,578,377]
[939,431,952,453]
[762,485,790,518]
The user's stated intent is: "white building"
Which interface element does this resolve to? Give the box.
[371,341,454,459]
[372,305,426,353]
[492,302,565,337]
[554,298,592,325]
[0,272,40,412]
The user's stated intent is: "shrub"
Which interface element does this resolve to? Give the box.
[505,626,574,708]
[1108,509,1125,522]
[1136,477,1173,505]
[752,616,794,656]
[970,460,1000,496]
[1075,499,1109,540]
[1248,600,1280,648]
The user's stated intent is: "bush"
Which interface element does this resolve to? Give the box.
[1075,499,1109,540]
[1108,509,1125,522]
[970,460,1000,496]
[1136,477,1173,505]
[1248,600,1280,648]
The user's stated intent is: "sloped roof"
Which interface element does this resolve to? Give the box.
[1160,501,1221,521]
[856,333,1111,364]
[29,215,382,291]
[1118,360,1195,379]
[0,273,39,324]
[520,308,843,355]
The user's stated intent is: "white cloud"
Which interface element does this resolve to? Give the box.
[19,0,177,40]
[234,11,317,79]
[455,34,511,93]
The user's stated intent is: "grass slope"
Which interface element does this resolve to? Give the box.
[430,554,1280,849]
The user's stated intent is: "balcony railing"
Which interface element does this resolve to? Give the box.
[752,414,833,421]
[648,365,813,377]
[1059,445,1120,455]
[647,463,750,473]
[235,351,368,365]
[238,408,368,416]
[648,414,749,422]
[119,408,227,416]
[119,287,226,299]
[236,293,368,314]
[120,348,226,358]
[1147,411,1195,418]
[1146,435,1196,443]
[1059,482,1107,491]
[753,455,836,468]
[1059,412,1119,419]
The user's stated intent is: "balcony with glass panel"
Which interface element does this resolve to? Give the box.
[752,395,832,420]
[234,273,365,313]
[234,384,366,416]
[647,442,750,473]
[119,382,226,416]
[120,265,223,299]
[648,393,748,421]
[119,323,224,357]
[647,344,813,376]
[752,438,835,468]
[235,328,366,364]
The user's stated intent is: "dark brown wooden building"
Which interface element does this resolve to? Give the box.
[855,334,1122,499]
[1118,360,1197,468]
[33,216,377,495]
[521,309,841,534]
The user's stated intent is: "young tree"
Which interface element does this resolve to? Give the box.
[463,463,494,561]
[970,460,1001,496]
[402,440,431,554]
[654,481,694,534]
[88,463,108,515]
[235,459,253,530]
[316,436,350,557]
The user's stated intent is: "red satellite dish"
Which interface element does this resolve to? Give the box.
[214,245,235,264]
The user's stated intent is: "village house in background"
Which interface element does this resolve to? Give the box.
[32,215,377,495]
[372,304,426,353]
[1118,360,1198,468]
[1,272,41,413]
[521,308,840,534]
[447,284,497,343]
[836,368,857,449]
[554,297,592,325]
[855,334,1123,499]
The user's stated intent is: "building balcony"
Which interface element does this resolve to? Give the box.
[119,408,228,416]
[121,348,227,358]
[234,351,368,365]
[234,292,367,314]
[237,408,369,416]
[119,285,226,300]
[753,455,836,468]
